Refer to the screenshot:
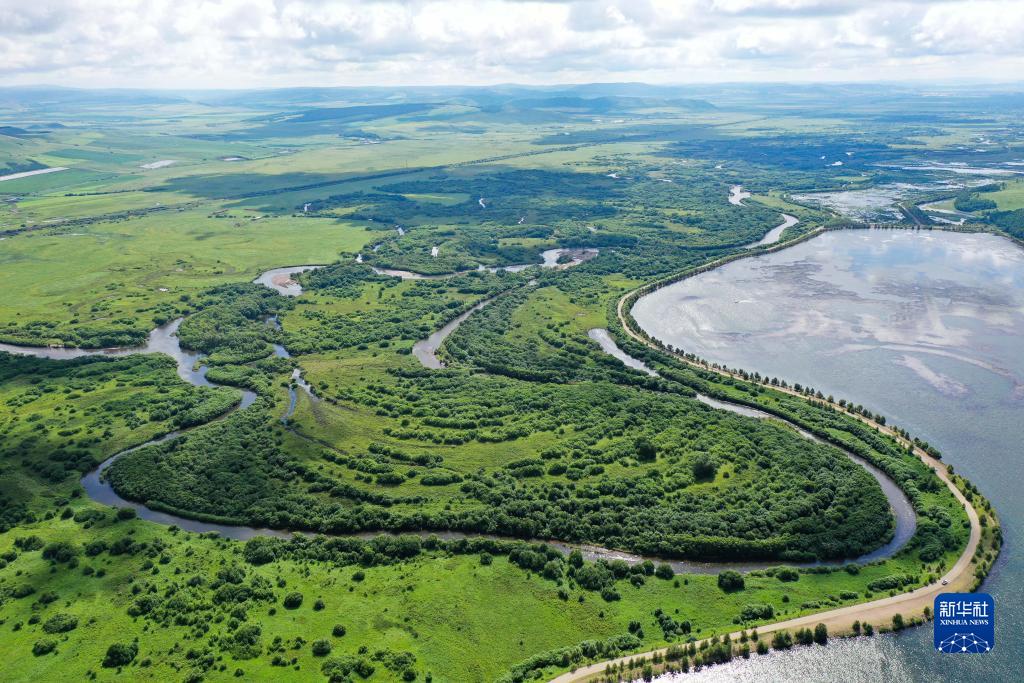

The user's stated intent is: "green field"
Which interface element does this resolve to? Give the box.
[0,84,1009,682]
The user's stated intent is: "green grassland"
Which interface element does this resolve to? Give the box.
[0,87,1010,681]
[0,211,372,345]
[985,179,1024,211]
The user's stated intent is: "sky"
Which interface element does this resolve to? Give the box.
[2,0,1023,89]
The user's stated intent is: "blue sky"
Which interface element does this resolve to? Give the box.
[2,0,1022,88]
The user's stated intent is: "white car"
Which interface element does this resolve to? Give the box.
[941,579,949,586]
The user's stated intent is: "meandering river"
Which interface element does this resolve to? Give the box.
[0,253,917,575]
[633,229,1023,682]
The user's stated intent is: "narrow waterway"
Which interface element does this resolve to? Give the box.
[729,184,751,206]
[745,213,799,249]
[412,299,495,369]
[252,264,323,296]
[0,318,254,407]
[373,248,600,280]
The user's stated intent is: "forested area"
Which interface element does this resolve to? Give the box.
[176,283,289,364]
[285,265,520,354]
[0,353,239,529]
[299,166,789,277]
[104,351,893,562]
[987,208,1024,240]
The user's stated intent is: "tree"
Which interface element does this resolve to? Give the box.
[717,570,745,592]
[691,453,717,481]
[103,642,138,668]
[892,614,904,630]
[312,639,332,657]
[635,437,657,462]
[332,624,347,638]
[814,623,828,645]
[771,631,792,650]
[655,563,674,580]
[283,592,303,609]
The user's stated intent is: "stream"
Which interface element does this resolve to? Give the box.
[372,248,600,280]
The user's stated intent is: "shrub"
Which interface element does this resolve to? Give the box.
[42,542,78,563]
[103,642,138,668]
[654,563,674,580]
[14,536,44,551]
[543,559,563,580]
[738,604,774,621]
[234,625,261,646]
[85,540,108,557]
[575,563,613,591]
[11,584,35,599]
[332,624,347,637]
[33,639,57,656]
[242,537,278,565]
[283,592,303,609]
[312,639,332,657]
[868,574,915,592]
[322,655,375,681]
[42,613,78,633]
[814,623,828,645]
[717,570,745,592]
[773,567,800,582]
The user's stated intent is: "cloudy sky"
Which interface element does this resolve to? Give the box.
[2,0,1023,89]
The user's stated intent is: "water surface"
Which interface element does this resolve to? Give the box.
[636,229,1023,682]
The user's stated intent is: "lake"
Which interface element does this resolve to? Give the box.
[633,229,1023,682]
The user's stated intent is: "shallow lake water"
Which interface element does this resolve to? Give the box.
[635,229,1023,682]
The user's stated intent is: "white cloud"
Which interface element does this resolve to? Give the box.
[0,0,1020,87]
